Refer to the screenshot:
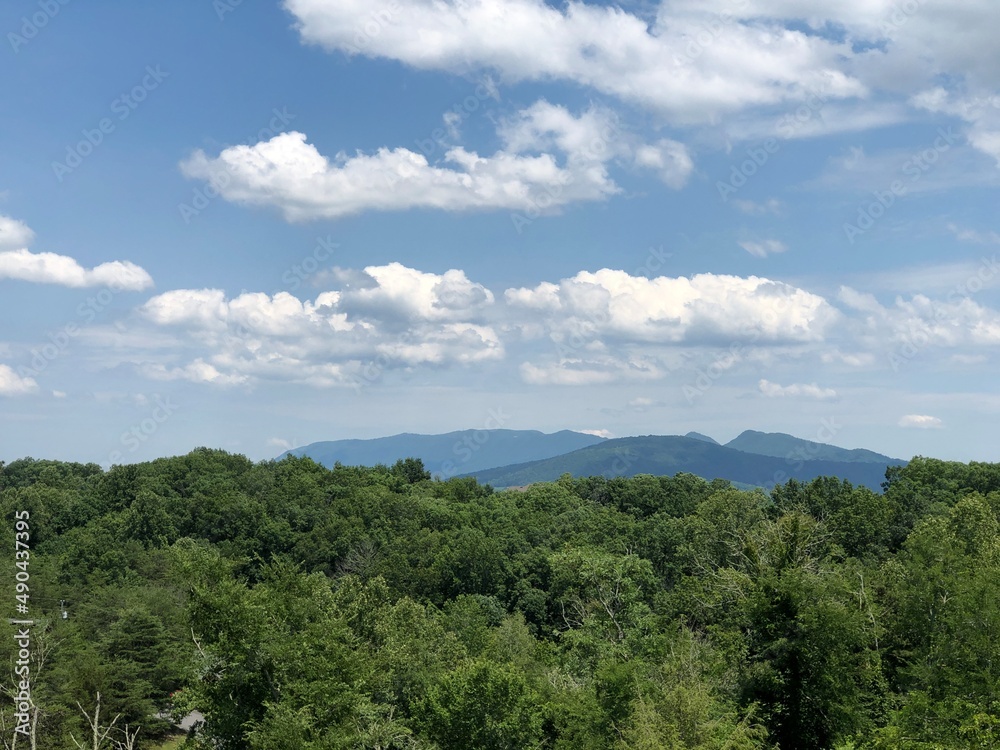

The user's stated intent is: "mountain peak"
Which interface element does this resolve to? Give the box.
[685,431,720,445]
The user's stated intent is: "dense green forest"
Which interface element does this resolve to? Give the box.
[2,450,1000,749]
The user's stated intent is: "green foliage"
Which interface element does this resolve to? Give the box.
[3,448,999,748]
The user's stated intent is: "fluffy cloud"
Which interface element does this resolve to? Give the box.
[0,218,153,291]
[759,379,837,400]
[838,286,1000,347]
[284,0,1000,171]
[0,215,152,290]
[134,264,503,387]
[0,216,34,251]
[0,364,38,396]
[180,102,692,221]
[505,269,838,387]
[284,0,866,124]
[180,131,615,221]
[506,270,838,344]
[98,262,1000,393]
[899,414,943,429]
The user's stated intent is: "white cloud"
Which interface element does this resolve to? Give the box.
[86,262,1000,394]
[631,139,694,189]
[180,101,694,221]
[912,88,1000,165]
[899,414,943,429]
[838,286,1000,348]
[506,270,837,386]
[0,364,38,396]
[520,358,661,386]
[579,428,613,438]
[284,0,867,124]
[283,0,1000,182]
[180,129,617,222]
[133,264,503,387]
[506,269,837,344]
[141,359,251,387]
[739,239,787,258]
[0,249,153,290]
[759,378,837,400]
[0,216,34,251]
[820,350,876,368]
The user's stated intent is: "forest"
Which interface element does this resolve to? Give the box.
[2,450,1000,749]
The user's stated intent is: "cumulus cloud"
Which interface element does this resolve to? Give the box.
[0,216,34,251]
[506,269,838,344]
[838,286,1000,347]
[133,263,503,387]
[0,364,38,396]
[180,102,693,221]
[758,379,837,400]
[505,269,838,386]
[284,0,1000,174]
[96,263,1000,392]
[284,0,867,124]
[0,222,153,292]
[899,414,943,429]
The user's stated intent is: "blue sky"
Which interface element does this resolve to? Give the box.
[2,0,1000,466]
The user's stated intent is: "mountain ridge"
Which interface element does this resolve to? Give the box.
[281,428,904,491]
[457,434,905,492]
[282,429,607,477]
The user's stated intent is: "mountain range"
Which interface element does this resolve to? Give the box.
[283,429,905,492]
[281,429,606,477]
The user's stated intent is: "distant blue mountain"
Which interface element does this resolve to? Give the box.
[724,430,899,464]
[462,434,906,492]
[685,431,720,445]
[281,429,607,477]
